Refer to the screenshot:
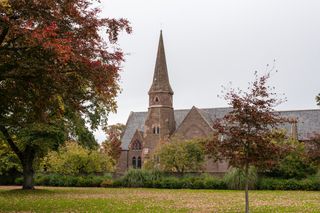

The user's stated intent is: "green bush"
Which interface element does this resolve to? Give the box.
[224,167,258,190]
[119,169,162,187]
[266,140,318,179]
[30,173,112,187]
[14,177,23,185]
[158,177,183,189]
[114,170,227,189]
[203,176,227,189]
[100,179,113,187]
[257,177,320,191]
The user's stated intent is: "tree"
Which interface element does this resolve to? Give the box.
[42,141,114,175]
[213,71,286,213]
[306,133,320,168]
[0,139,21,176]
[266,139,317,179]
[101,123,125,163]
[0,0,131,189]
[146,138,205,174]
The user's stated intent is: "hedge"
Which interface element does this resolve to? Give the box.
[11,170,320,190]
[15,174,112,187]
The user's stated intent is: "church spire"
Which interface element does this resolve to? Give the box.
[149,30,173,95]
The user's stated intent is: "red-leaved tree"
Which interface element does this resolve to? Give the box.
[213,71,286,213]
[0,0,131,189]
[101,123,125,163]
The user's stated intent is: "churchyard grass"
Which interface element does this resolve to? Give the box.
[0,186,319,212]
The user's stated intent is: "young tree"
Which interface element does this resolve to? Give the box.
[42,141,114,175]
[213,71,286,213]
[0,0,131,189]
[101,123,125,163]
[147,138,205,174]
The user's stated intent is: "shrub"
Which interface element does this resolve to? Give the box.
[224,167,258,190]
[257,177,320,191]
[31,173,112,187]
[266,140,317,179]
[120,169,161,187]
[158,177,183,189]
[203,176,227,189]
[41,141,114,175]
[101,179,113,187]
[149,138,205,173]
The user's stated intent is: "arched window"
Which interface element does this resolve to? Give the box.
[132,157,136,169]
[153,126,160,134]
[137,156,142,169]
[154,96,160,103]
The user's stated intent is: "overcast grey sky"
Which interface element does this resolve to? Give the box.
[94,0,320,142]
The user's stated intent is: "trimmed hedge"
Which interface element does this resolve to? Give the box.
[15,174,112,187]
[112,170,226,189]
[258,177,320,191]
[12,170,320,190]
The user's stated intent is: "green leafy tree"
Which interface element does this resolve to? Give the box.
[0,139,21,176]
[147,138,205,174]
[266,139,317,179]
[0,0,131,189]
[42,141,113,175]
[306,133,320,168]
[213,71,286,213]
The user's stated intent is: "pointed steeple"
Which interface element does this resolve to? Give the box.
[149,30,173,95]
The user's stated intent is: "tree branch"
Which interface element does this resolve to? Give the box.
[0,125,23,159]
[0,23,9,46]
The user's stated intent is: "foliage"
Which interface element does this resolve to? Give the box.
[15,174,112,187]
[213,71,286,212]
[118,169,163,188]
[41,141,114,175]
[101,123,125,163]
[148,138,205,173]
[0,0,131,189]
[266,139,317,179]
[305,133,320,167]
[257,177,320,191]
[113,170,226,189]
[224,167,258,190]
[0,139,21,175]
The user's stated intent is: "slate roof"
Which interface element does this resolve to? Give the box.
[121,108,320,150]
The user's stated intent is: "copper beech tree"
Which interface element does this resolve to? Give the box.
[213,71,286,213]
[0,0,131,189]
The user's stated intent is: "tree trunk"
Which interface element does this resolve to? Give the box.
[22,161,35,190]
[21,146,35,190]
[245,163,249,213]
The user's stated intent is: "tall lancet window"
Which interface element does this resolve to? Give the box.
[132,157,136,169]
[153,126,160,134]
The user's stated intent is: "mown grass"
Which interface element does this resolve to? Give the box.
[0,186,319,212]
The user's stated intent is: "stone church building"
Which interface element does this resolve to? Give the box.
[117,31,320,174]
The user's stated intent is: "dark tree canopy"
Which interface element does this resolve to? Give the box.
[0,0,131,189]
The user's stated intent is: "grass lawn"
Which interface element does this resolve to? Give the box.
[0,186,319,212]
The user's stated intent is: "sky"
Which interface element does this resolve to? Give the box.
[94,0,320,142]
